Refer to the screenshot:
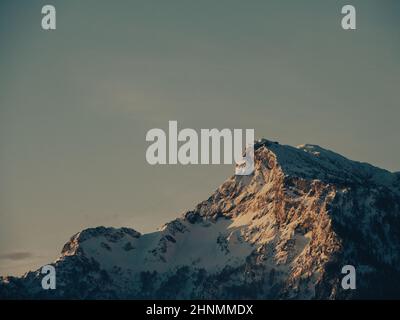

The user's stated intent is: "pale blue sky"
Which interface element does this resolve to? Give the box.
[0,0,399,275]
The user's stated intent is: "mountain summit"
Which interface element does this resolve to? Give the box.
[1,140,400,299]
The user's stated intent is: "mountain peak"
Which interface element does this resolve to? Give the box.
[253,139,396,188]
[61,226,141,257]
[1,140,400,299]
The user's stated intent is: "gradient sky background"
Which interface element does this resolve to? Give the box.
[0,0,399,276]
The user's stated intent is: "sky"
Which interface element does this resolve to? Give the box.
[0,0,399,276]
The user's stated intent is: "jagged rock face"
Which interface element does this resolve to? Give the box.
[1,140,400,299]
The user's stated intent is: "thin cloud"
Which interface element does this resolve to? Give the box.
[0,252,34,261]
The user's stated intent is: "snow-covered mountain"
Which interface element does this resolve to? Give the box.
[1,139,400,299]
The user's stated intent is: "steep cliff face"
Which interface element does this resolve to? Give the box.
[1,140,400,299]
